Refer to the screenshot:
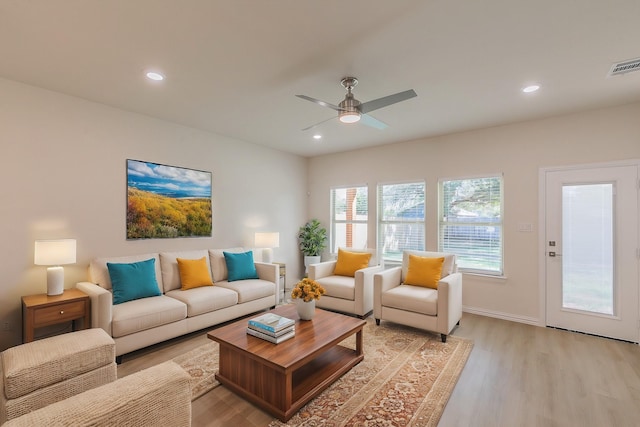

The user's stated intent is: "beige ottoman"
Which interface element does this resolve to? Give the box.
[0,328,116,423]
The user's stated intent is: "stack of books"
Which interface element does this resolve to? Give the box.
[247,312,295,344]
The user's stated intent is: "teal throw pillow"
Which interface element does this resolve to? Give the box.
[223,251,259,281]
[107,258,162,305]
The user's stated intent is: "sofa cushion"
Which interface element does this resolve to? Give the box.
[209,248,244,282]
[165,286,238,317]
[216,279,275,304]
[90,253,163,292]
[223,251,259,281]
[107,258,162,304]
[333,248,372,277]
[404,255,444,289]
[314,275,356,301]
[382,284,438,316]
[159,250,211,292]
[111,295,187,338]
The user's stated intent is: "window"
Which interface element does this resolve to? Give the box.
[377,181,425,264]
[330,186,368,252]
[439,175,503,275]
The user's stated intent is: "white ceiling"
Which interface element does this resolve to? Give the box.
[2,0,640,157]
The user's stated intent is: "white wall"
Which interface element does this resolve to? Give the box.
[308,102,640,324]
[0,78,308,350]
[2,75,639,350]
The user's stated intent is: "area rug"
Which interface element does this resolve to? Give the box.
[173,318,473,425]
[172,341,220,400]
[270,319,473,427]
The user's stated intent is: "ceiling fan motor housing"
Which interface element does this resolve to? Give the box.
[339,77,361,122]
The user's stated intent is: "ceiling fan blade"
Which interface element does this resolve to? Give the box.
[301,116,336,131]
[360,114,388,130]
[296,94,344,112]
[358,89,417,114]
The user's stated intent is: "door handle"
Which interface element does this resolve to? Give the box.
[548,251,562,257]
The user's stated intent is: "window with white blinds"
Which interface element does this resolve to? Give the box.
[439,175,503,275]
[377,181,425,264]
[330,186,368,252]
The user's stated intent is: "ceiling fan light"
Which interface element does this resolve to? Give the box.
[339,111,361,124]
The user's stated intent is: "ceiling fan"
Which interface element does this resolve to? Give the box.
[296,77,417,131]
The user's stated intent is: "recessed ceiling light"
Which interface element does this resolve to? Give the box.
[313,134,322,140]
[146,71,165,81]
[522,84,540,93]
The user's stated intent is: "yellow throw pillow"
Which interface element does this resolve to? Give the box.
[177,257,214,290]
[404,255,445,289]
[333,249,372,277]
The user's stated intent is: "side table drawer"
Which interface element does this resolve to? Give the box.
[33,301,86,328]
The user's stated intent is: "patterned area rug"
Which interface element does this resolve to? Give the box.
[172,341,220,401]
[173,318,473,425]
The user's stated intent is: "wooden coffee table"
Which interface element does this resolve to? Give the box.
[207,304,365,422]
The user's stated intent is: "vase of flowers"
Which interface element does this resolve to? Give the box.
[291,278,325,320]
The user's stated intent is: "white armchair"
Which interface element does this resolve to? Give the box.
[373,250,462,342]
[309,248,383,318]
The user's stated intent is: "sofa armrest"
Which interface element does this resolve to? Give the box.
[4,361,191,427]
[354,265,384,316]
[308,261,337,280]
[76,282,112,335]
[373,267,402,319]
[254,262,278,284]
[435,272,463,335]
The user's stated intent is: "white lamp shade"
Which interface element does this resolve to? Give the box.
[34,239,76,296]
[34,239,77,265]
[254,232,280,248]
[255,232,279,264]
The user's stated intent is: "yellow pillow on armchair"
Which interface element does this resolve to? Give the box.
[404,254,444,289]
[333,249,372,277]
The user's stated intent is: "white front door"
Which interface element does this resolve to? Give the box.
[544,163,639,342]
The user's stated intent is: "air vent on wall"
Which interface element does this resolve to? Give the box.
[608,57,640,76]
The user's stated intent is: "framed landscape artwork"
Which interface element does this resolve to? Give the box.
[126,159,212,239]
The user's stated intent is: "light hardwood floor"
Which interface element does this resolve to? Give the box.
[117,313,640,426]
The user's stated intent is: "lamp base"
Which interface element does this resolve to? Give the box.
[262,248,274,264]
[47,266,64,296]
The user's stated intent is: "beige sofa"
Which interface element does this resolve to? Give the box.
[77,248,278,358]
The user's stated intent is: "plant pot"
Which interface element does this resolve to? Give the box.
[295,298,316,320]
[304,255,321,274]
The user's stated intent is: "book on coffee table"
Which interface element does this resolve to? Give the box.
[248,313,295,333]
[246,327,295,344]
[248,323,294,338]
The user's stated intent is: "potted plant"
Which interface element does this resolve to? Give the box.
[298,219,327,273]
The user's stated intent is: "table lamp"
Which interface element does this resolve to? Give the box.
[34,239,77,296]
[254,232,279,264]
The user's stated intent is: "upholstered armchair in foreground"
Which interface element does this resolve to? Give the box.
[3,361,191,427]
[373,250,462,342]
[309,248,383,318]
[0,328,116,423]
[1,328,191,426]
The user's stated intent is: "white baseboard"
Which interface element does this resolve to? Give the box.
[463,305,543,327]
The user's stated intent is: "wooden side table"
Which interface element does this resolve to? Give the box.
[22,288,91,343]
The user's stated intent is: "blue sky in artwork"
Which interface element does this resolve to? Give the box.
[127,160,211,199]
